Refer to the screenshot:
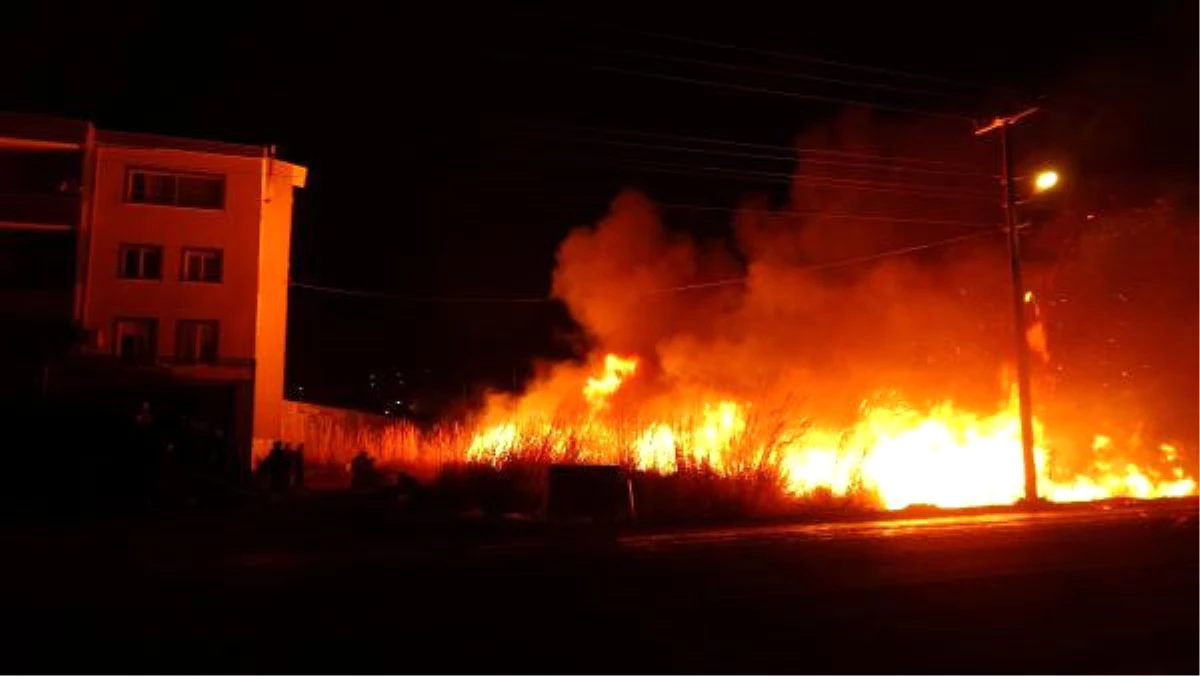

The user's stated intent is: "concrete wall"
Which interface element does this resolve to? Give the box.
[251,164,298,457]
[85,146,263,363]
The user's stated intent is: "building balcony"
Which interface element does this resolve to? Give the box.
[62,352,256,387]
[0,191,80,230]
[0,288,73,320]
[0,227,76,323]
[160,357,256,382]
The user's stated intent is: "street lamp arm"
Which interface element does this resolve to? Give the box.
[974,106,1040,136]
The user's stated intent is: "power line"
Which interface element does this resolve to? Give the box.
[655,202,997,229]
[368,187,997,229]
[591,65,974,123]
[522,10,989,91]
[291,230,1001,304]
[641,229,1002,295]
[525,120,989,169]
[794,228,1000,269]
[531,132,996,179]
[290,281,552,304]
[586,46,968,100]
[621,160,996,200]
[624,158,994,196]
[616,25,989,91]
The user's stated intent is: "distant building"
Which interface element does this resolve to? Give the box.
[0,112,306,470]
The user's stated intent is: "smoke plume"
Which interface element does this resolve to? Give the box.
[501,116,1198,475]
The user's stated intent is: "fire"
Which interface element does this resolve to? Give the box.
[583,354,638,411]
[461,352,1197,511]
[466,423,521,463]
[1024,291,1050,363]
[791,398,1038,509]
[633,400,746,473]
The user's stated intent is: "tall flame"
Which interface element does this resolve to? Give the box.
[582,354,638,412]
[461,353,1197,510]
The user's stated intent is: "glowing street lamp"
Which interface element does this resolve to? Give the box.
[1034,169,1059,192]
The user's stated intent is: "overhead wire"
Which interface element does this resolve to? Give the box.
[292,20,1008,305]
[654,202,998,229]
[598,23,990,91]
[519,9,989,91]
[522,120,990,169]
[640,228,1002,295]
[619,160,997,200]
[529,133,997,179]
[590,65,975,123]
[525,13,992,122]
[482,136,999,198]
[291,229,1002,304]
[585,46,968,100]
[289,281,550,304]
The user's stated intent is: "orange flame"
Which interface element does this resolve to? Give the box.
[1024,291,1050,363]
[461,353,1197,510]
[582,354,638,412]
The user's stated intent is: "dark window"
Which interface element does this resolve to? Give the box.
[181,248,223,283]
[114,318,157,363]
[118,244,162,280]
[177,176,225,209]
[176,320,218,364]
[126,169,224,210]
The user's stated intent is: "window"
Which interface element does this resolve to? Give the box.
[176,320,219,364]
[114,318,157,363]
[126,169,225,209]
[181,248,223,283]
[118,244,162,280]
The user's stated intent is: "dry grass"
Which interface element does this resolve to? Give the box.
[283,400,884,519]
[429,461,548,517]
[632,466,791,519]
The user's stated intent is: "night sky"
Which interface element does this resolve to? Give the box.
[1,1,1194,412]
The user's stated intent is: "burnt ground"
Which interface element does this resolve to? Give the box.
[1,499,1196,674]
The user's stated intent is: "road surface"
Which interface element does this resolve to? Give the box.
[3,500,1196,672]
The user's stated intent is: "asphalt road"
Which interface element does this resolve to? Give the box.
[3,500,1196,673]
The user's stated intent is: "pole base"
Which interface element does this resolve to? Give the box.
[1016,495,1049,511]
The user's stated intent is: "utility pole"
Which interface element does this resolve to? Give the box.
[975,107,1039,504]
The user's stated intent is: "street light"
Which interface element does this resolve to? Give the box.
[1034,170,1059,192]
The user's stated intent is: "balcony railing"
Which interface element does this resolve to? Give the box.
[159,356,256,370]
[68,351,257,382]
[0,288,73,319]
[0,191,80,229]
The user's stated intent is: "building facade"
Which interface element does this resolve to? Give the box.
[0,112,305,469]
